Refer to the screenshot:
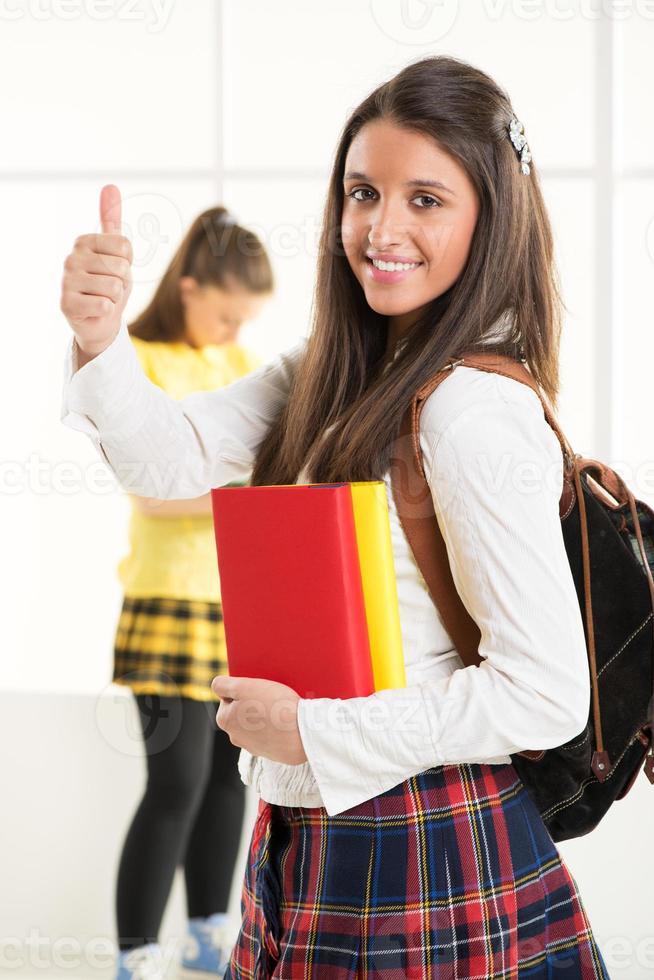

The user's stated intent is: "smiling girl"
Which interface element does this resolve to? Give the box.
[60,55,609,979]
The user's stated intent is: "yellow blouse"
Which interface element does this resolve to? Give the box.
[116,335,262,601]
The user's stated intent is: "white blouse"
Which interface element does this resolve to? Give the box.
[61,321,590,816]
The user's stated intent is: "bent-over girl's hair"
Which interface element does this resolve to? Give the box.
[251,54,566,487]
[128,206,274,343]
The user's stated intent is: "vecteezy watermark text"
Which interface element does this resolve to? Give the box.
[0,0,175,32]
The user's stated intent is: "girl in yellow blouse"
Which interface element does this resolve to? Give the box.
[112,206,273,980]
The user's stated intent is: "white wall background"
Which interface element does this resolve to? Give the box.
[1,1,653,976]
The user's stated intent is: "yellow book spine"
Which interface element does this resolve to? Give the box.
[349,482,406,691]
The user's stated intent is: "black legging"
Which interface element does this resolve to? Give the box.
[116,693,246,951]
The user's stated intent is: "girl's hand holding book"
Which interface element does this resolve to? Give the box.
[211,675,308,766]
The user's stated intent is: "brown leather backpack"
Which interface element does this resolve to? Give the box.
[388,351,654,842]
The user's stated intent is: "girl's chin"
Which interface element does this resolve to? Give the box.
[363,293,421,316]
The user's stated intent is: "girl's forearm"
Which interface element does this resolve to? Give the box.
[131,492,214,517]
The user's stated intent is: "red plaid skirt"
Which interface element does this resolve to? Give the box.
[225,762,609,978]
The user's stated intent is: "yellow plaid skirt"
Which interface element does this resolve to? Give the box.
[113,595,229,701]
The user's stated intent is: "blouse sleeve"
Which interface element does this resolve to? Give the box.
[296,374,590,816]
[60,319,307,497]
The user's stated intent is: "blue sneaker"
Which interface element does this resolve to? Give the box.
[115,942,167,979]
[178,912,237,978]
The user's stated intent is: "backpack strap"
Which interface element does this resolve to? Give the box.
[408,353,577,496]
[388,352,578,763]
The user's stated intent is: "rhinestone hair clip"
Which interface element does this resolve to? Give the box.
[508,116,532,175]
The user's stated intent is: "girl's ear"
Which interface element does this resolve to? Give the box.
[179,275,198,307]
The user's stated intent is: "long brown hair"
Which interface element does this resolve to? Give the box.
[128,206,274,342]
[251,53,565,487]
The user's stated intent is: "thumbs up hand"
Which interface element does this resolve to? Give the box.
[60,184,133,359]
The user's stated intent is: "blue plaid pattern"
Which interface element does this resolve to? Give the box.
[225,762,609,978]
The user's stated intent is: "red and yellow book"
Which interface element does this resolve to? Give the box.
[210,481,406,699]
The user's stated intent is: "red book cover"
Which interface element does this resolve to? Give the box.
[211,484,375,698]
